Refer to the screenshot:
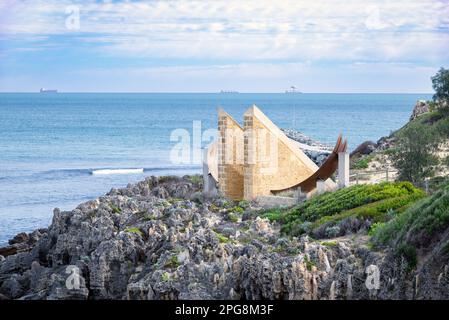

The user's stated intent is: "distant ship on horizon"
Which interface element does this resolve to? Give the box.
[40,88,58,93]
[219,90,239,94]
[285,86,302,94]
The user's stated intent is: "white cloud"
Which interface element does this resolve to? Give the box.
[0,0,447,92]
[0,0,448,63]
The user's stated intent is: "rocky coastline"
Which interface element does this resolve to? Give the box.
[2,115,449,300]
[1,175,448,300]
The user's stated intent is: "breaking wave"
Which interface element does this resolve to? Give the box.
[91,168,144,175]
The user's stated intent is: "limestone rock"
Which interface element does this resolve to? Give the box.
[410,100,430,121]
[0,175,448,300]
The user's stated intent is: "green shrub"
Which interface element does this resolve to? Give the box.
[213,231,231,244]
[161,272,171,282]
[372,184,449,248]
[165,255,180,269]
[110,205,121,214]
[325,225,341,238]
[320,241,338,247]
[143,214,156,221]
[188,175,202,185]
[228,213,239,223]
[262,208,284,222]
[369,222,386,237]
[385,208,397,220]
[281,182,424,236]
[229,206,244,214]
[391,122,440,184]
[311,193,424,231]
[294,221,313,235]
[382,148,397,156]
[431,67,449,104]
[395,244,417,271]
[303,255,315,271]
[238,200,250,209]
[441,240,449,255]
[209,204,220,212]
[352,155,374,170]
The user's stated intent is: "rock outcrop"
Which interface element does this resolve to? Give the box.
[282,129,333,166]
[350,141,377,158]
[1,176,448,300]
[410,100,431,121]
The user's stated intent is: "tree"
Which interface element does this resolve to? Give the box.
[391,123,440,185]
[431,67,449,104]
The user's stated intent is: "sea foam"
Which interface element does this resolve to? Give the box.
[91,168,144,175]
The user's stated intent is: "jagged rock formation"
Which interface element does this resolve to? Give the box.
[1,176,449,300]
[282,129,333,166]
[410,100,431,121]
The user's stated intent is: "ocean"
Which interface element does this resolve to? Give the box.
[0,93,431,245]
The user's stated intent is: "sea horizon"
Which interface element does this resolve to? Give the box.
[0,91,434,94]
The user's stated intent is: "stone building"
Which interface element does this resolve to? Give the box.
[203,105,349,202]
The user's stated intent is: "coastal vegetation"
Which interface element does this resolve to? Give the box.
[432,67,449,104]
[390,122,440,184]
[348,68,449,188]
[262,182,425,239]
[352,154,374,170]
[388,68,449,185]
[372,183,449,249]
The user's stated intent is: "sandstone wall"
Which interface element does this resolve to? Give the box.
[217,108,244,200]
[243,105,318,200]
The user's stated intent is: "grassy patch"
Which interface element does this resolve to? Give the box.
[262,208,284,222]
[165,255,180,269]
[161,272,171,282]
[320,241,338,247]
[110,205,121,214]
[352,155,374,170]
[229,206,244,214]
[280,182,424,236]
[142,214,157,221]
[372,183,449,248]
[124,227,143,236]
[303,255,315,271]
[188,175,202,185]
[311,193,424,230]
[213,230,232,244]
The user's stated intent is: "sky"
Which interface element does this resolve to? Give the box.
[0,0,448,93]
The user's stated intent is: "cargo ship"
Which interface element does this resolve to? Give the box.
[285,86,302,94]
[39,88,58,93]
[220,90,239,94]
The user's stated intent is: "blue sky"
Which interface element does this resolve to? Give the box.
[0,0,448,92]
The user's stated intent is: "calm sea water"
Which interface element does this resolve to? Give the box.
[0,93,430,245]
